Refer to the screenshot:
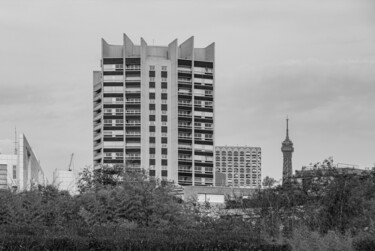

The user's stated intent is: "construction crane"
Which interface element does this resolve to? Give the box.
[68,153,74,171]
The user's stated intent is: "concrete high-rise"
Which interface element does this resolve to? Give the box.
[281,118,294,183]
[215,146,261,188]
[93,34,215,186]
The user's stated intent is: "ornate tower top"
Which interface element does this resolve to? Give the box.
[282,117,294,183]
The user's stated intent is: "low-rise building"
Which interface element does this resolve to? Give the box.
[0,134,45,191]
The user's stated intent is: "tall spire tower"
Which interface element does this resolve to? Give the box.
[281,117,294,183]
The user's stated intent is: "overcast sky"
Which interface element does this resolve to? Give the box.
[0,0,374,183]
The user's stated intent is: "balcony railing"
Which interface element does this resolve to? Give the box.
[178,135,192,139]
[125,110,141,114]
[126,132,141,136]
[178,113,192,117]
[178,157,192,161]
[126,122,141,126]
[125,89,141,93]
[178,101,192,106]
[178,78,192,83]
[178,168,192,173]
[177,67,192,73]
[178,90,192,95]
[126,99,141,104]
[178,124,192,129]
[178,145,192,150]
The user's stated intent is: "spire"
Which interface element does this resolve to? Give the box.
[286,116,289,140]
[14,127,17,155]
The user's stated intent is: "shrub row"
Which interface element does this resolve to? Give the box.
[0,226,291,251]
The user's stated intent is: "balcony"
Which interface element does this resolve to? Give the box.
[93,153,102,160]
[178,124,192,129]
[177,67,192,73]
[178,101,192,106]
[125,143,141,148]
[94,142,102,151]
[178,168,192,173]
[178,89,192,96]
[178,112,192,117]
[125,76,141,82]
[125,110,141,115]
[126,155,141,160]
[178,135,192,139]
[94,134,101,141]
[126,65,141,71]
[126,132,141,136]
[178,78,192,83]
[178,179,192,185]
[93,123,101,131]
[178,156,192,161]
[93,93,101,101]
[93,113,101,122]
[126,122,141,126]
[126,99,141,104]
[125,89,141,94]
[93,103,102,111]
[178,144,192,150]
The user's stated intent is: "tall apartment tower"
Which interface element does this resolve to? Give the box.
[215,146,262,188]
[93,34,215,186]
[281,118,294,183]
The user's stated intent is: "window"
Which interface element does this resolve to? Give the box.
[13,166,16,179]
[150,65,155,70]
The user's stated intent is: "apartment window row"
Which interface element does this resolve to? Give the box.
[149,99,168,104]
[216,151,261,156]
[149,77,168,82]
[103,64,124,71]
[149,65,167,71]
[149,132,168,137]
[104,119,124,124]
[104,108,124,113]
[149,121,168,126]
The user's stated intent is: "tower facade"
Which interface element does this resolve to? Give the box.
[93,34,215,186]
[281,118,294,182]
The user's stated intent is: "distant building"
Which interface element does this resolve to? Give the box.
[93,34,215,186]
[215,146,262,188]
[53,169,77,195]
[183,186,257,204]
[281,118,294,183]
[295,157,369,178]
[0,134,45,191]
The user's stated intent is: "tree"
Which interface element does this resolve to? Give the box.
[77,165,126,193]
[262,176,277,188]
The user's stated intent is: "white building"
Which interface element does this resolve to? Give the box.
[53,169,77,195]
[0,134,45,191]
